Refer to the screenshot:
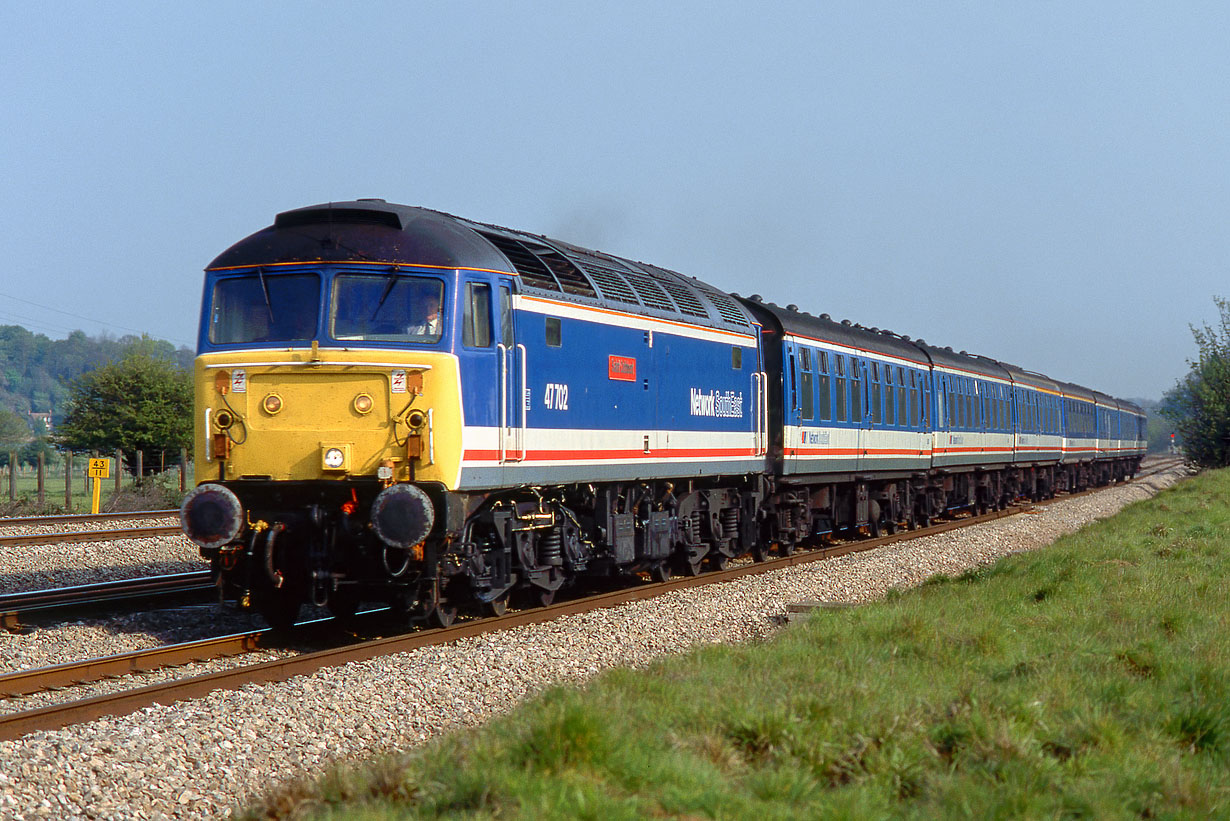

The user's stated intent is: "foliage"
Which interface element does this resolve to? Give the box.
[0,407,30,450]
[1162,296,1230,468]
[0,324,192,420]
[55,341,192,470]
[242,467,1230,820]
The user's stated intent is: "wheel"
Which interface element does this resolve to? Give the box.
[482,592,510,617]
[516,586,556,608]
[751,544,769,563]
[681,557,704,577]
[650,563,672,582]
[884,520,897,535]
[707,553,729,571]
[778,541,795,557]
[430,601,458,628]
[869,518,881,538]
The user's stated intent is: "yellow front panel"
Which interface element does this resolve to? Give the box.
[194,349,462,489]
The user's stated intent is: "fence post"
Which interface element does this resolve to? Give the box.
[136,450,144,480]
[64,451,72,512]
[37,452,44,507]
[160,450,166,474]
[7,453,14,503]
[179,448,187,493]
[115,448,123,494]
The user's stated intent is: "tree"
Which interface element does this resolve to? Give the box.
[56,346,192,473]
[0,408,31,466]
[1161,296,1230,468]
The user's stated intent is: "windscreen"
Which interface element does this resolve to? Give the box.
[331,274,445,342]
[209,273,320,344]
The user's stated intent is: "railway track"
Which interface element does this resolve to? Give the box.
[0,509,177,528]
[0,460,1187,742]
[0,571,214,631]
[0,523,182,549]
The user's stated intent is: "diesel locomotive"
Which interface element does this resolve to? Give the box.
[179,200,1146,628]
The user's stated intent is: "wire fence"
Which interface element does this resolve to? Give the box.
[3,448,194,514]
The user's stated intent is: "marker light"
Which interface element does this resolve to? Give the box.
[263,393,283,414]
[323,448,345,469]
[353,393,374,414]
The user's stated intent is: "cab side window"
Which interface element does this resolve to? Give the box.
[462,283,493,347]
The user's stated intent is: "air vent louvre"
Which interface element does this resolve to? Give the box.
[701,289,751,327]
[521,242,598,298]
[477,232,560,292]
[620,269,677,313]
[564,253,641,305]
[634,263,710,317]
[275,207,402,230]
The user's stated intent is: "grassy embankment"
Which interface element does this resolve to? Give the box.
[247,469,1228,819]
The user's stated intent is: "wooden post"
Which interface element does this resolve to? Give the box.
[37,452,44,507]
[7,453,14,502]
[179,448,188,492]
[64,451,72,512]
[115,448,123,494]
[160,450,166,474]
[136,450,144,480]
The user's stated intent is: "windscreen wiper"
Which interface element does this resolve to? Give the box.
[371,269,399,320]
[257,267,275,324]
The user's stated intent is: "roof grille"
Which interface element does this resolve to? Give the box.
[526,243,598,298]
[621,268,677,313]
[700,289,751,327]
[476,232,560,292]
[632,262,711,318]
[564,253,641,306]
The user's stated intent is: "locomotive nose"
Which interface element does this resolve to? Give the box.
[180,483,245,549]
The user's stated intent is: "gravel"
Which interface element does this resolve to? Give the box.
[0,466,1190,820]
[0,517,204,596]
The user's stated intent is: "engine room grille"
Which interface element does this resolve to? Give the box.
[620,268,677,313]
[565,253,642,306]
[632,262,711,318]
[699,288,752,327]
[477,232,559,291]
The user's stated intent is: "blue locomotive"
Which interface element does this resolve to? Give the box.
[179,200,1146,628]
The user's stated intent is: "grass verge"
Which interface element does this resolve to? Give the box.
[244,469,1229,819]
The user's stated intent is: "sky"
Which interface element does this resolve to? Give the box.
[3,2,1227,401]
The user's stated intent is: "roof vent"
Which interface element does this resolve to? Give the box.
[960,350,968,355]
[901,335,911,341]
[787,303,799,312]
[869,327,880,333]
[749,294,763,302]
[275,206,402,230]
[916,339,925,345]
[841,319,852,326]
[820,313,831,320]
[356,197,387,202]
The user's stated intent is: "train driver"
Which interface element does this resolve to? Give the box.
[407,291,443,339]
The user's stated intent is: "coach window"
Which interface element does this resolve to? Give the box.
[732,346,743,369]
[834,357,847,423]
[462,283,493,347]
[818,353,832,420]
[545,317,562,347]
[884,366,895,426]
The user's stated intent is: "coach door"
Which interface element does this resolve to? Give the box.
[856,358,873,472]
[496,285,525,463]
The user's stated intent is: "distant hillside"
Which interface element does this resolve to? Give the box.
[0,324,193,436]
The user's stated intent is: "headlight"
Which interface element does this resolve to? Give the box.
[263,393,283,414]
[353,393,373,414]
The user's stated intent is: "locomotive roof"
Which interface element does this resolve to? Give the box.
[209,200,757,336]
